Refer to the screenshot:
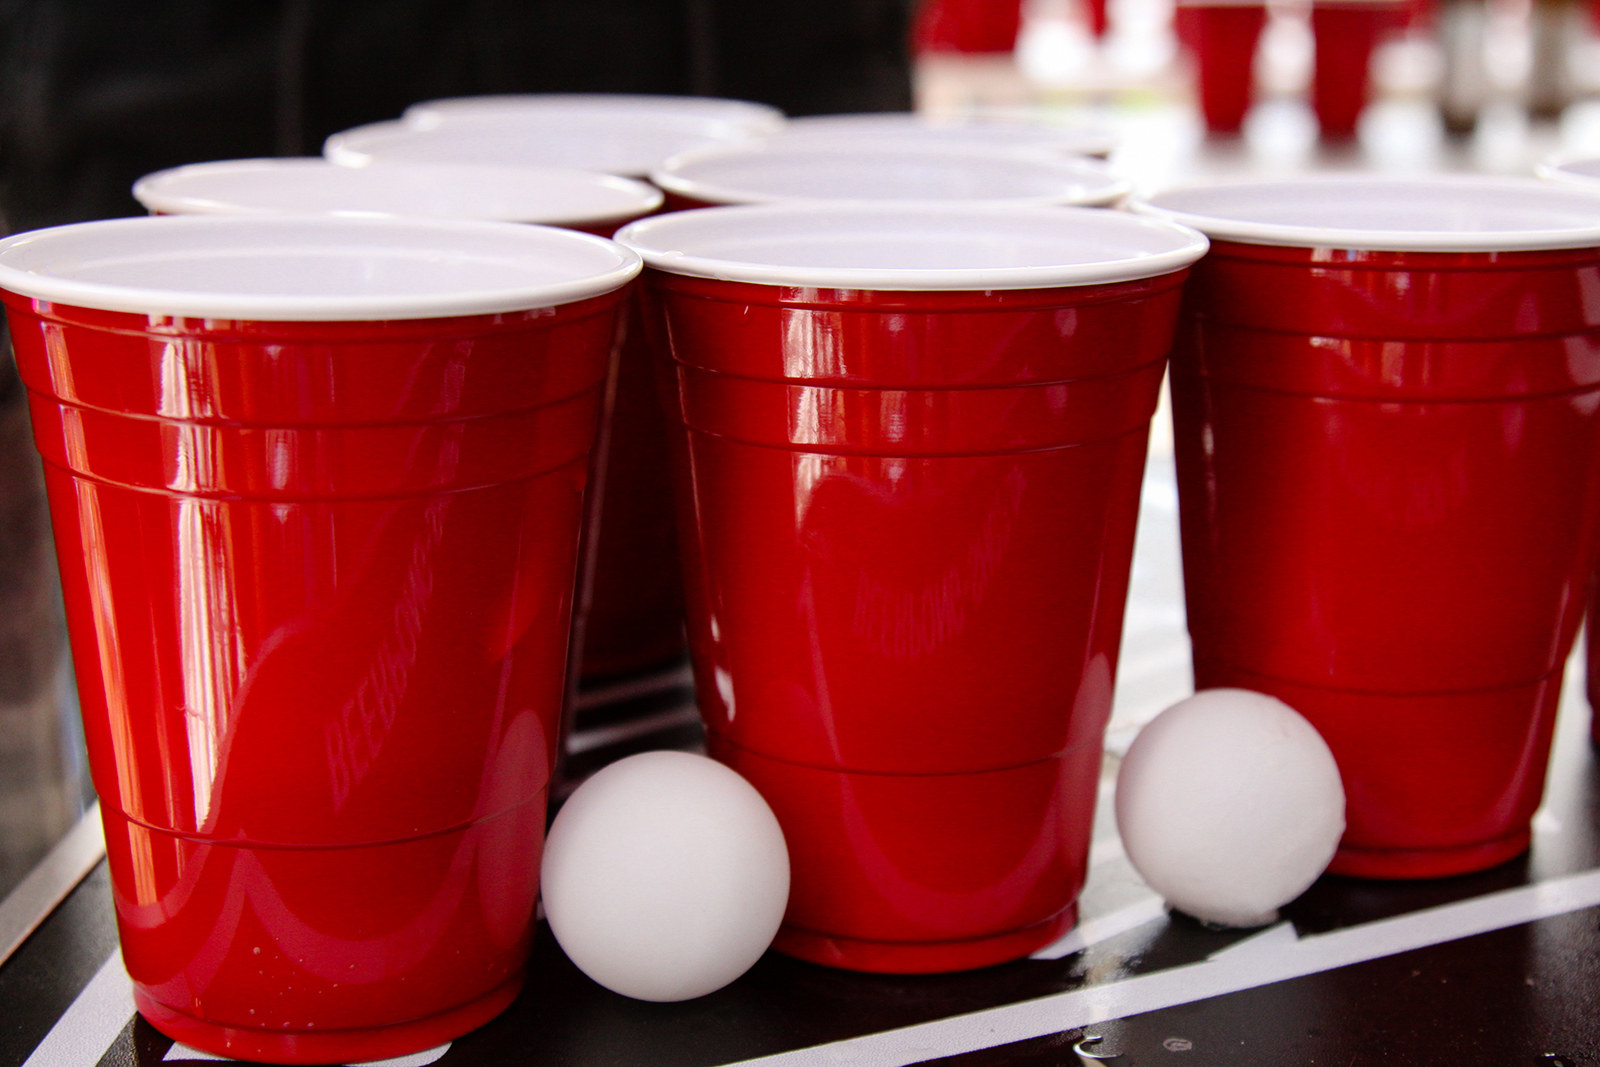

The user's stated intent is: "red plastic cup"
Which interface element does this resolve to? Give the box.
[616,204,1208,972]
[649,141,1130,211]
[0,215,640,1062]
[641,140,1129,686]
[1140,176,1600,879]
[1173,1,1269,135]
[1309,0,1409,139]
[129,157,674,686]
[912,0,1025,53]
[1539,156,1600,748]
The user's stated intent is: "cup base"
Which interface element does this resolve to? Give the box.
[771,906,1077,974]
[1192,655,1561,881]
[132,971,522,1065]
[1327,828,1532,880]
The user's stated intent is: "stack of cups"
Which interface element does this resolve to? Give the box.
[0,215,640,1061]
[324,94,784,682]
[616,204,1208,970]
[1140,176,1600,878]
[1538,156,1600,746]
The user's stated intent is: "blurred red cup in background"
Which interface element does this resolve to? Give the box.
[1173,0,1269,135]
[1309,0,1410,139]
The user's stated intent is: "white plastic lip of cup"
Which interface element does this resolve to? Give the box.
[401,92,788,136]
[0,214,642,321]
[1135,174,1600,253]
[772,111,1119,159]
[1537,156,1600,187]
[649,141,1132,208]
[322,110,766,179]
[131,158,663,228]
[614,201,1209,292]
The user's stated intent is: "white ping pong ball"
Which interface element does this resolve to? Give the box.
[1114,688,1346,928]
[540,750,790,1001]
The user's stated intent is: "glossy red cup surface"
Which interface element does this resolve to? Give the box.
[0,217,636,1062]
[1161,234,1600,877]
[132,155,680,685]
[1174,4,1269,134]
[618,204,1207,972]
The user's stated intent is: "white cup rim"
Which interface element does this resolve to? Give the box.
[650,141,1132,208]
[132,158,664,226]
[1135,174,1600,252]
[614,203,1208,291]
[324,113,760,178]
[402,93,787,135]
[777,112,1118,158]
[0,214,642,321]
[1537,156,1600,188]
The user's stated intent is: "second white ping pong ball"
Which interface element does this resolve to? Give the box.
[1114,688,1346,928]
[540,750,790,1001]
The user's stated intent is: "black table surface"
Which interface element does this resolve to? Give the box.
[3,651,1599,1067]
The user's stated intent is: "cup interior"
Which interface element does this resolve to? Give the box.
[1538,157,1600,188]
[1139,175,1600,251]
[615,203,1208,290]
[0,215,641,320]
[774,112,1117,158]
[402,93,787,135]
[133,158,663,225]
[652,143,1129,207]
[324,113,761,178]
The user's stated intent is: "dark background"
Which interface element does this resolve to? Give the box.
[0,0,917,234]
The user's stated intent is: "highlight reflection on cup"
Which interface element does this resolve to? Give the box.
[1173,1,1269,135]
